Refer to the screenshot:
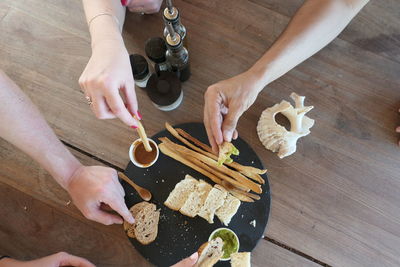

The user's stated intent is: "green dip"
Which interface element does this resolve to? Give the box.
[210,229,239,259]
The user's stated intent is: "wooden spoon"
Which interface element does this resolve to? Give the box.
[118,172,152,201]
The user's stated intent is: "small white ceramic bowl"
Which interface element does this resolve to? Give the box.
[208,227,240,261]
[129,138,159,168]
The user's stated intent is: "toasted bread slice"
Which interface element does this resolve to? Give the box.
[180,179,212,217]
[124,201,152,238]
[133,203,160,245]
[164,175,198,211]
[198,186,228,223]
[124,202,160,245]
[215,194,241,226]
[231,252,251,267]
[194,237,224,267]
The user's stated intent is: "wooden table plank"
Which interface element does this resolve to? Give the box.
[1,0,400,266]
[252,240,320,267]
[0,180,151,267]
[0,139,318,267]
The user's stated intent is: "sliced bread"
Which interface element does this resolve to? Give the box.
[133,203,160,245]
[230,252,251,267]
[180,179,212,217]
[124,201,160,245]
[194,237,224,267]
[198,186,228,223]
[164,174,198,211]
[215,194,241,226]
[124,201,152,238]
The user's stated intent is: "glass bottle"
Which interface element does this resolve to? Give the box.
[130,54,151,88]
[163,0,187,46]
[145,37,170,73]
[165,23,191,82]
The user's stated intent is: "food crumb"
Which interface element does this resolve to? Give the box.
[250,220,256,227]
[241,214,244,218]
[161,179,165,183]
[23,206,27,211]
[66,200,71,206]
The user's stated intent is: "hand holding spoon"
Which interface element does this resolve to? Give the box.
[118,172,152,201]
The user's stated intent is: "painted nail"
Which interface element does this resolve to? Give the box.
[121,0,127,6]
[137,111,142,120]
[130,125,138,129]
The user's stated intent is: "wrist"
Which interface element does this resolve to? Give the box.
[89,15,124,50]
[63,162,84,191]
[244,67,268,94]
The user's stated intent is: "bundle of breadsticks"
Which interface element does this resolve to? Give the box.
[158,122,267,202]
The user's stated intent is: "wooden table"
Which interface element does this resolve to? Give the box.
[1,0,399,266]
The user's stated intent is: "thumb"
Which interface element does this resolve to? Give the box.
[170,252,198,267]
[222,106,242,142]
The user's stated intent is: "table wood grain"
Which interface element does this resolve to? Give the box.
[0,0,399,266]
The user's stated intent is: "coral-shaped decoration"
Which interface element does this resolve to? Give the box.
[257,92,314,158]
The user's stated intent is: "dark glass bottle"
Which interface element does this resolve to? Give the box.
[129,54,151,88]
[165,23,191,82]
[163,0,187,46]
[146,72,183,111]
[145,37,170,73]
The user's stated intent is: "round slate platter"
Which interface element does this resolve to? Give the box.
[122,122,271,267]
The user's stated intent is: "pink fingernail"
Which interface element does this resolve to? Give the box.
[137,111,142,120]
[121,0,127,6]
[131,125,138,129]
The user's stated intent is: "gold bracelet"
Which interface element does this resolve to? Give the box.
[88,13,120,30]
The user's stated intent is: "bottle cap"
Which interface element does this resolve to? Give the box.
[163,6,178,21]
[146,72,182,107]
[130,54,149,80]
[145,37,167,64]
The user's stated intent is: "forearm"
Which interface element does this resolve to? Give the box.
[0,71,81,189]
[250,0,369,89]
[82,0,126,49]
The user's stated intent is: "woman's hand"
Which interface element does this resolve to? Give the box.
[204,71,264,153]
[79,39,139,127]
[121,0,163,14]
[0,252,95,267]
[66,166,134,225]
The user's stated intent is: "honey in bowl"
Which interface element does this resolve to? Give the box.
[134,141,157,167]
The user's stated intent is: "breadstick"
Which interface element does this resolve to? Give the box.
[158,143,222,185]
[160,137,262,194]
[166,122,266,183]
[135,116,152,152]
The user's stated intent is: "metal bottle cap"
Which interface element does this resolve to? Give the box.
[165,22,181,46]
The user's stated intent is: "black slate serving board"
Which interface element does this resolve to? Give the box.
[122,122,271,267]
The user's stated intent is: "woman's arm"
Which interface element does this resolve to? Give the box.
[0,70,134,225]
[204,0,369,152]
[251,0,369,86]
[79,0,162,127]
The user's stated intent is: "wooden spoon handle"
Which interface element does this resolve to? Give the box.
[118,172,152,201]
[118,172,141,191]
